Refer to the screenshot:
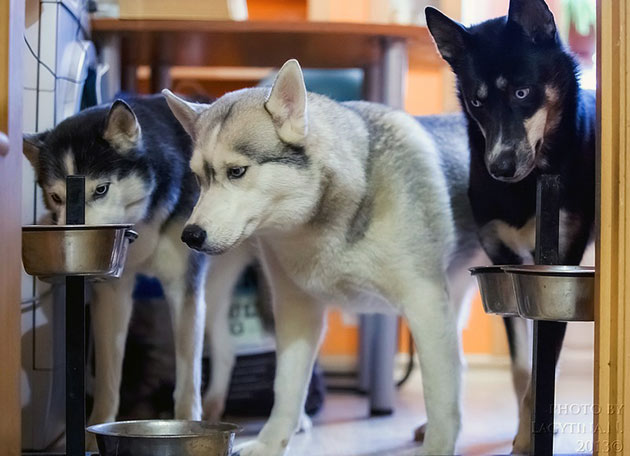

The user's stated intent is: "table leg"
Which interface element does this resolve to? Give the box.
[122,64,137,94]
[368,315,397,415]
[381,38,407,109]
[357,38,408,416]
[151,64,172,93]
[97,35,121,100]
[358,314,374,394]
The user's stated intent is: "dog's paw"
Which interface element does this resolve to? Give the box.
[419,429,456,455]
[202,394,226,422]
[235,438,290,456]
[297,412,312,433]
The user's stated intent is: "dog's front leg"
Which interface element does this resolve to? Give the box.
[238,262,326,456]
[163,266,207,420]
[203,246,253,421]
[88,275,136,447]
[400,276,462,455]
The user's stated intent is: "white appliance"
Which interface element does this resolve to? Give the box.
[21,0,101,450]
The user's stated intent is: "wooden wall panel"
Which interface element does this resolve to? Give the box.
[595,0,630,453]
[0,0,24,455]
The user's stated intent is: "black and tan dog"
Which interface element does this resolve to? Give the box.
[427,0,595,452]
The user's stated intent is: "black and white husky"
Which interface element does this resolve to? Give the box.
[164,60,485,455]
[426,0,596,452]
[22,95,254,447]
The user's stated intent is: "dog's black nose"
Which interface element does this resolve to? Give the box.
[181,224,207,250]
[489,156,516,178]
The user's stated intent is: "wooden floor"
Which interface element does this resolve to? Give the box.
[233,328,594,456]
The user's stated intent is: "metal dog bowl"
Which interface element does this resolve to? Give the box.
[22,224,137,282]
[87,420,240,456]
[503,265,595,321]
[469,266,519,316]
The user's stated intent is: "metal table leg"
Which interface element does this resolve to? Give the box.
[97,35,121,100]
[368,315,398,415]
[358,37,408,416]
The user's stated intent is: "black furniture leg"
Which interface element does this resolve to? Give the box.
[65,176,86,456]
[531,175,561,455]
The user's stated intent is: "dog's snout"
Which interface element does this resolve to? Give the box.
[181,224,207,250]
[489,153,516,179]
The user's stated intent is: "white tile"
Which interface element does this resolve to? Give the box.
[33,278,52,303]
[23,0,40,89]
[21,270,34,304]
[33,291,54,370]
[37,90,56,130]
[22,155,36,225]
[37,2,58,91]
[22,88,38,132]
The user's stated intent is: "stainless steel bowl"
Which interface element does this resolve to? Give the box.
[22,224,137,282]
[503,265,595,321]
[87,420,240,456]
[469,266,519,316]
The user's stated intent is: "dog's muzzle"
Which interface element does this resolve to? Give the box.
[488,151,517,180]
[181,224,207,251]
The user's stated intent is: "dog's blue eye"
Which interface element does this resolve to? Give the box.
[50,193,62,204]
[470,99,482,108]
[228,167,247,180]
[515,88,530,100]
[94,183,110,198]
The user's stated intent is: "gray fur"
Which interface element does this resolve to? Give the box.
[164,62,485,455]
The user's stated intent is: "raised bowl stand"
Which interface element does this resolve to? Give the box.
[24,176,97,456]
[472,175,594,455]
[65,176,88,456]
[530,175,563,455]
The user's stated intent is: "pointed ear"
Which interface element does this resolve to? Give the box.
[264,59,308,144]
[23,132,47,169]
[425,7,470,67]
[508,0,556,44]
[162,89,207,139]
[104,100,141,152]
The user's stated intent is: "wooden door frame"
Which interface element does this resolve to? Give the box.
[0,0,24,455]
[595,0,629,454]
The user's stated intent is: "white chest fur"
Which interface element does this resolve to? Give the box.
[481,210,578,264]
[262,233,399,314]
[125,218,190,283]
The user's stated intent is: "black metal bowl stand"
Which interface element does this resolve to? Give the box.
[24,175,89,456]
[531,174,565,455]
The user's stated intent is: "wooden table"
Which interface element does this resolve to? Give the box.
[91,17,440,417]
[91,19,440,102]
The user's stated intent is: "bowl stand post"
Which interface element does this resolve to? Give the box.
[65,175,87,456]
[531,175,562,455]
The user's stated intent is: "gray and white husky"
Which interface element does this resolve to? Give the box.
[22,95,253,446]
[164,59,485,455]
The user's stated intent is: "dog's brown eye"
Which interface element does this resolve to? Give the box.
[471,99,482,108]
[515,88,530,100]
[227,166,247,180]
[50,193,62,204]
